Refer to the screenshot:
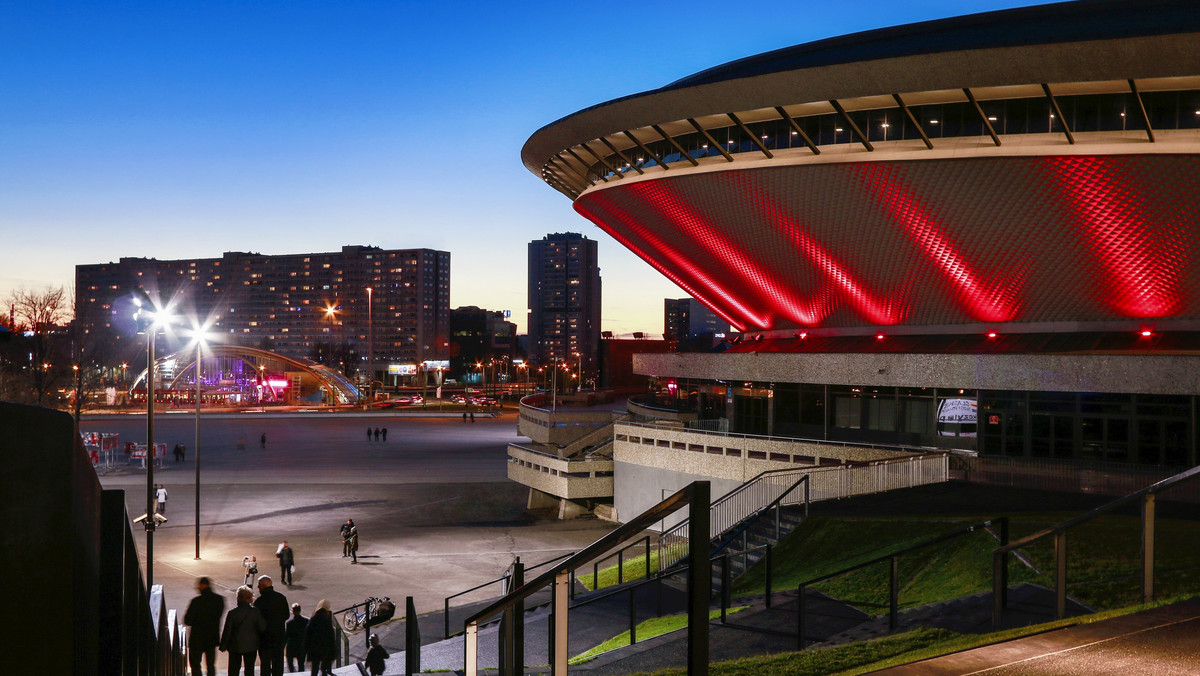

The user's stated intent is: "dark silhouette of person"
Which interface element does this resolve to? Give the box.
[366,426,373,441]
[373,427,380,441]
[219,585,265,676]
[255,575,290,676]
[261,432,267,449]
[276,541,295,585]
[340,519,355,557]
[304,600,336,676]
[285,603,309,673]
[381,427,388,441]
[469,412,475,423]
[184,576,225,676]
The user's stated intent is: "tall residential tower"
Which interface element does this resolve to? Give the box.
[527,233,601,383]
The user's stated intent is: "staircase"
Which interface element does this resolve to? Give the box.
[710,503,807,590]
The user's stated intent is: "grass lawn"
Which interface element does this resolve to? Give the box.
[578,548,662,591]
[569,607,747,664]
[732,513,1200,613]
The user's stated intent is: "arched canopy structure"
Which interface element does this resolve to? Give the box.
[132,345,361,405]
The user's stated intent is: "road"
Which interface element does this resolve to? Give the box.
[81,411,613,632]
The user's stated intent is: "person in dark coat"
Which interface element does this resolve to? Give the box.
[304,599,336,676]
[365,634,389,676]
[276,541,295,585]
[219,586,266,676]
[340,519,355,557]
[347,523,359,564]
[366,426,372,441]
[285,603,309,674]
[183,576,225,676]
[255,575,291,676]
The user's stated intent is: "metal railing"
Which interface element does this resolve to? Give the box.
[443,552,574,638]
[584,535,654,593]
[798,518,1008,649]
[992,463,1200,625]
[463,482,712,675]
[659,468,813,570]
[961,455,1200,503]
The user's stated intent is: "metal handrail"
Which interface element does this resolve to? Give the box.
[992,463,1200,624]
[463,481,712,675]
[796,517,1006,647]
[660,467,812,569]
[710,474,809,557]
[443,551,574,638]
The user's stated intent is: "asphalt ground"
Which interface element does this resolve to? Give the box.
[81,411,614,666]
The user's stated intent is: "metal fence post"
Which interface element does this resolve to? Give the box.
[619,549,624,584]
[512,560,524,675]
[405,596,420,676]
[1055,530,1068,619]
[645,536,652,579]
[998,517,1009,611]
[721,555,730,623]
[889,556,899,633]
[444,596,451,640]
[551,571,570,675]
[629,588,638,645]
[765,544,773,608]
[687,482,711,675]
[1142,492,1156,604]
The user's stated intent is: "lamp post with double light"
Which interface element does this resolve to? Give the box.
[133,297,175,590]
[364,287,374,408]
[186,322,214,560]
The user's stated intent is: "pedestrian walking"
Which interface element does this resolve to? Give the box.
[347,523,359,564]
[469,411,475,423]
[219,585,266,676]
[462,412,467,422]
[381,427,387,441]
[173,443,183,462]
[261,432,267,449]
[285,603,308,674]
[373,427,380,441]
[255,575,290,676]
[242,555,258,586]
[340,519,355,558]
[276,541,295,585]
[366,426,373,441]
[155,483,168,515]
[304,599,336,676]
[365,634,389,676]
[184,576,225,676]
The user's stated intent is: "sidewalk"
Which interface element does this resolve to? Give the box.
[872,597,1200,675]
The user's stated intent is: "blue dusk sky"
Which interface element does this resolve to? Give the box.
[0,0,1053,334]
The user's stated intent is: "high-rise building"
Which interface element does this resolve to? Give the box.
[665,298,729,343]
[75,245,450,382]
[527,232,601,381]
[450,305,518,381]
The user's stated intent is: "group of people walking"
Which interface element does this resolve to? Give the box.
[184,575,341,676]
[366,426,388,441]
[184,574,339,676]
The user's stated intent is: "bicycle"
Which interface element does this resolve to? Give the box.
[342,596,391,633]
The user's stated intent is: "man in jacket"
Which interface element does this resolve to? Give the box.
[219,586,266,676]
[340,519,355,557]
[276,541,295,585]
[285,603,309,673]
[183,576,225,676]
[255,575,291,676]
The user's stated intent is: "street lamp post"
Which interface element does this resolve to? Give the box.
[133,300,170,591]
[194,338,201,559]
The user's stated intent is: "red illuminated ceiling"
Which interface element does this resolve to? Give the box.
[575,155,1200,330]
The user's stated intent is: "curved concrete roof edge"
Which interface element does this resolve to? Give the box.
[522,1,1200,182]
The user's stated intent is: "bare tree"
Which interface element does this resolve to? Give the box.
[3,286,70,405]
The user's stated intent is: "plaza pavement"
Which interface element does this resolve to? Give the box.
[82,410,615,669]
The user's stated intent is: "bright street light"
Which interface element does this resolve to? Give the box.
[132,292,179,591]
[184,320,216,560]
